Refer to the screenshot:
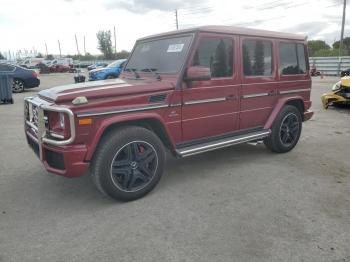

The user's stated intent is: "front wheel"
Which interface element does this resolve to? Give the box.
[264,105,302,153]
[90,126,166,201]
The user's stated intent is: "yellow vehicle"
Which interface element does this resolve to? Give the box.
[321,76,350,109]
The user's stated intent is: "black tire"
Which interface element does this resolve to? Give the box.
[264,105,302,153]
[106,75,115,79]
[90,126,166,201]
[12,79,25,93]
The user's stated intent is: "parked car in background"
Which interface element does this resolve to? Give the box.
[50,58,74,67]
[87,62,109,71]
[50,64,70,73]
[19,58,44,69]
[0,63,40,93]
[89,59,127,81]
[341,69,350,77]
[321,76,350,108]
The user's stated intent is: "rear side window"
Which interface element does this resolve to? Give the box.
[279,43,306,75]
[193,38,233,78]
[243,40,272,76]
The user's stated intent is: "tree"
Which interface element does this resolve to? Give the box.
[253,41,265,75]
[313,48,343,57]
[243,45,252,76]
[333,37,350,55]
[308,40,330,57]
[46,54,54,60]
[115,50,130,59]
[96,30,114,59]
[36,53,43,58]
[0,52,4,59]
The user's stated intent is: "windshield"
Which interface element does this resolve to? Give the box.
[125,35,192,74]
[107,59,127,68]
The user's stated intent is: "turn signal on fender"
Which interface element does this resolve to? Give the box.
[78,118,92,125]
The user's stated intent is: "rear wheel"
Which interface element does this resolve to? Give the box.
[12,79,25,93]
[106,75,115,79]
[264,105,302,153]
[90,126,166,201]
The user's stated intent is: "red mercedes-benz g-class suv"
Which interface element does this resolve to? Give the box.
[24,26,313,201]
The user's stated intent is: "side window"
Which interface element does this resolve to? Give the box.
[279,43,306,75]
[243,40,272,76]
[193,38,233,78]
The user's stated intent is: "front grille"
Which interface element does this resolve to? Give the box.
[28,137,40,158]
[32,105,39,127]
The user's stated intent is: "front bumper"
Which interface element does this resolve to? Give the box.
[321,91,348,109]
[24,96,88,177]
[25,78,40,88]
[26,132,89,177]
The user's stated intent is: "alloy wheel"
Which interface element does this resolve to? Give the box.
[110,141,158,192]
[12,80,24,93]
[279,113,300,146]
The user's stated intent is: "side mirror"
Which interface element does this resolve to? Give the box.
[184,66,211,82]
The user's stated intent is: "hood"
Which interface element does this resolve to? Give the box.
[38,78,175,104]
[340,76,350,88]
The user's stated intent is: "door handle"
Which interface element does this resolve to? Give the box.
[226,94,237,100]
[268,90,275,96]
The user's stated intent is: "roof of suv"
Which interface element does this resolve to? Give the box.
[138,25,307,41]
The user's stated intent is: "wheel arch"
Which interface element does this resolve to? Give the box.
[264,96,305,129]
[85,114,176,161]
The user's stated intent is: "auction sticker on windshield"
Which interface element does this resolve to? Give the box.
[167,43,184,53]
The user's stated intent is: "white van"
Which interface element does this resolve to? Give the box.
[50,58,73,67]
[20,58,44,69]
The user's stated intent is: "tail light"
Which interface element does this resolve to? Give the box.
[32,71,38,78]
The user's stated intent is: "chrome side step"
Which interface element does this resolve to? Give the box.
[176,130,271,157]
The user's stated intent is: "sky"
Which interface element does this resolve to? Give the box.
[0,0,348,58]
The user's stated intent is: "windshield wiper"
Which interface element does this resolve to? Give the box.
[124,68,140,79]
[141,68,161,81]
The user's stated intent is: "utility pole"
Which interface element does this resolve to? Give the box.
[84,36,86,55]
[114,26,117,54]
[75,34,80,55]
[58,40,62,58]
[45,43,48,57]
[175,9,179,30]
[339,0,347,57]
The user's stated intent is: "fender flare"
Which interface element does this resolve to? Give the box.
[85,112,176,161]
[264,96,305,129]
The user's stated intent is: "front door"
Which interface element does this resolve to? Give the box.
[181,33,240,142]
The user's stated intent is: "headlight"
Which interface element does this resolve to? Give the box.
[332,81,341,91]
[46,111,69,139]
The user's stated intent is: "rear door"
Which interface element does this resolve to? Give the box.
[181,33,240,142]
[239,37,278,130]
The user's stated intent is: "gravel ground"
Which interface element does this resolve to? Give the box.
[0,73,349,262]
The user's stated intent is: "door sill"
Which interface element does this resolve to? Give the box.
[176,129,271,157]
